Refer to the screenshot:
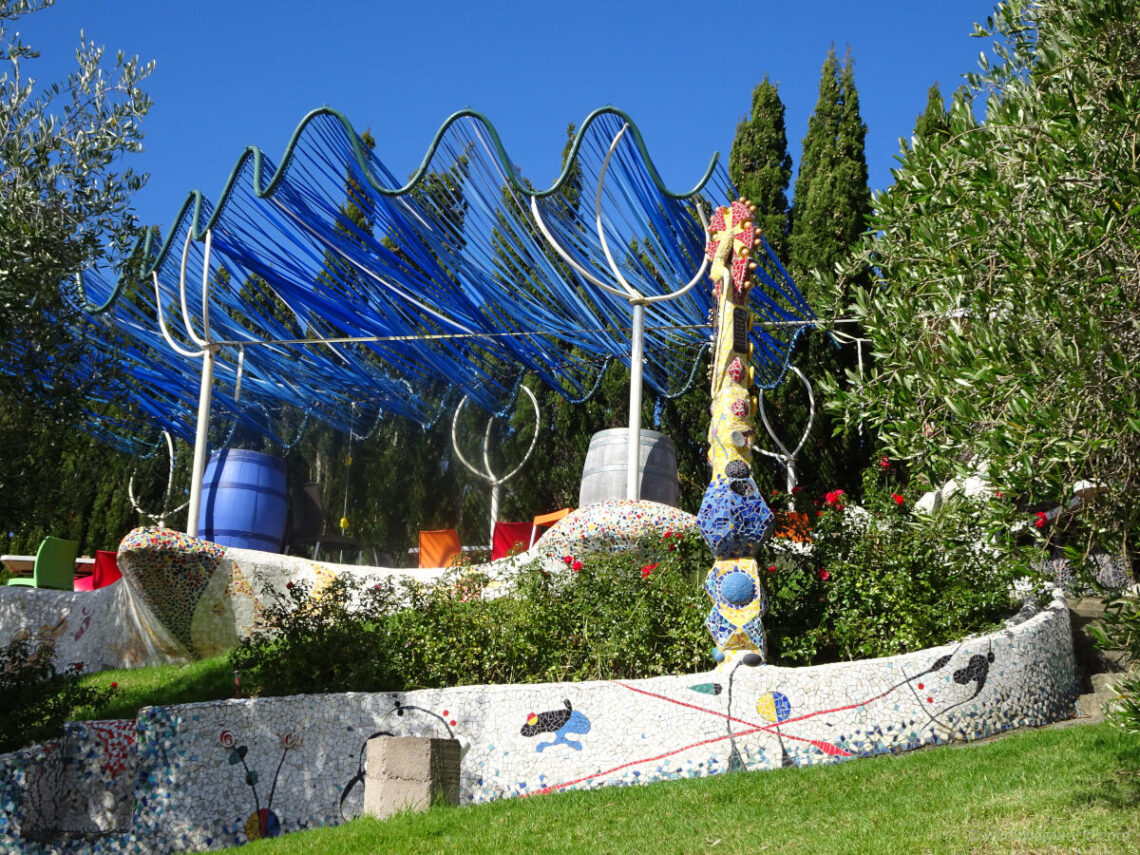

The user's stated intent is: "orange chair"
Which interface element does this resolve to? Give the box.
[418,529,462,569]
[491,522,537,560]
[73,550,122,592]
[528,507,574,548]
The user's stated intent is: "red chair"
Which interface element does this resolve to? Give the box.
[73,550,122,591]
[491,522,537,560]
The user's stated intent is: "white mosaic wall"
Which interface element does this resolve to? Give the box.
[1,592,1079,853]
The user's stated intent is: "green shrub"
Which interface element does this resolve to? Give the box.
[1091,590,1140,733]
[229,530,713,697]
[230,499,1025,696]
[227,576,406,698]
[763,463,1022,664]
[0,634,118,754]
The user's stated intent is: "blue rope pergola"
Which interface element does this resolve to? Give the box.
[56,107,814,516]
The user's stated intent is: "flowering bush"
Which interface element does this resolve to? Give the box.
[763,463,1022,664]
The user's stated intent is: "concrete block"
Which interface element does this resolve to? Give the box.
[363,737,460,819]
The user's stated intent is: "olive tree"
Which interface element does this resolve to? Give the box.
[826,0,1140,560]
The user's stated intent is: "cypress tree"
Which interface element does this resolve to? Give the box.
[762,47,873,503]
[911,83,951,144]
[729,76,792,260]
[789,47,871,290]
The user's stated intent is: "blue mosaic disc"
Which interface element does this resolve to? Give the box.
[720,570,756,605]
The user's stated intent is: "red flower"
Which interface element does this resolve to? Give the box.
[891,493,905,506]
[662,530,673,540]
[767,565,777,573]
[572,560,583,572]
[563,555,573,565]
[824,489,846,507]
[995,490,1004,499]
[285,581,294,590]
[640,563,658,579]
[1034,511,1048,529]
[818,569,831,581]
[74,662,83,671]
[110,682,118,689]
[879,457,890,469]
[792,485,803,494]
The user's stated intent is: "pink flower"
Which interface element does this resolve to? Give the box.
[891,493,905,506]
[818,569,831,581]
[879,457,890,469]
[572,560,583,572]
[640,563,658,579]
[1034,511,1048,529]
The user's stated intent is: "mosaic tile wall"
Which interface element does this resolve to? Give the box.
[1,591,1079,853]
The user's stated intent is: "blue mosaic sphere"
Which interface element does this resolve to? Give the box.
[712,647,725,663]
[720,570,756,605]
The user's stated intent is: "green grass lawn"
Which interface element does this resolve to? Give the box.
[222,722,1139,855]
[74,654,235,720]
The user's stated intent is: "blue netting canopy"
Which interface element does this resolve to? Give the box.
[61,107,814,453]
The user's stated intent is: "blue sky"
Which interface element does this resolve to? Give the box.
[17,0,997,232]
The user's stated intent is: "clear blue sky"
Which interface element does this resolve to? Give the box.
[18,0,997,232]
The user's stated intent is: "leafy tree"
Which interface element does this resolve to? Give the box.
[0,0,152,382]
[826,0,1140,565]
[729,75,792,260]
[0,0,156,554]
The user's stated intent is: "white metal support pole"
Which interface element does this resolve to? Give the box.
[186,344,218,536]
[627,301,646,500]
[488,484,501,546]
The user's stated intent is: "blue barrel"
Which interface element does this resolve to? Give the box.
[197,449,287,552]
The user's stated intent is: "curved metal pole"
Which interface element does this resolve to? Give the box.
[594,125,640,300]
[754,365,814,509]
[178,230,209,348]
[451,386,541,544]
[530,124,715,501]
[129,430,190,528]
[152,272,205,358]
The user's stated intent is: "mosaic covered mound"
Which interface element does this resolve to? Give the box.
[534,500,697,559]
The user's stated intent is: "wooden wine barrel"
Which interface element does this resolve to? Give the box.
[578,429,680,508]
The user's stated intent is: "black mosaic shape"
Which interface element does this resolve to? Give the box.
[724,460,750,479]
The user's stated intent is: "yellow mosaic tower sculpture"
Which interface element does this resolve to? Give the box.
[697,199,776,661]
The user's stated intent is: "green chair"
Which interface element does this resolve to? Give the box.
[6,536,79,590]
